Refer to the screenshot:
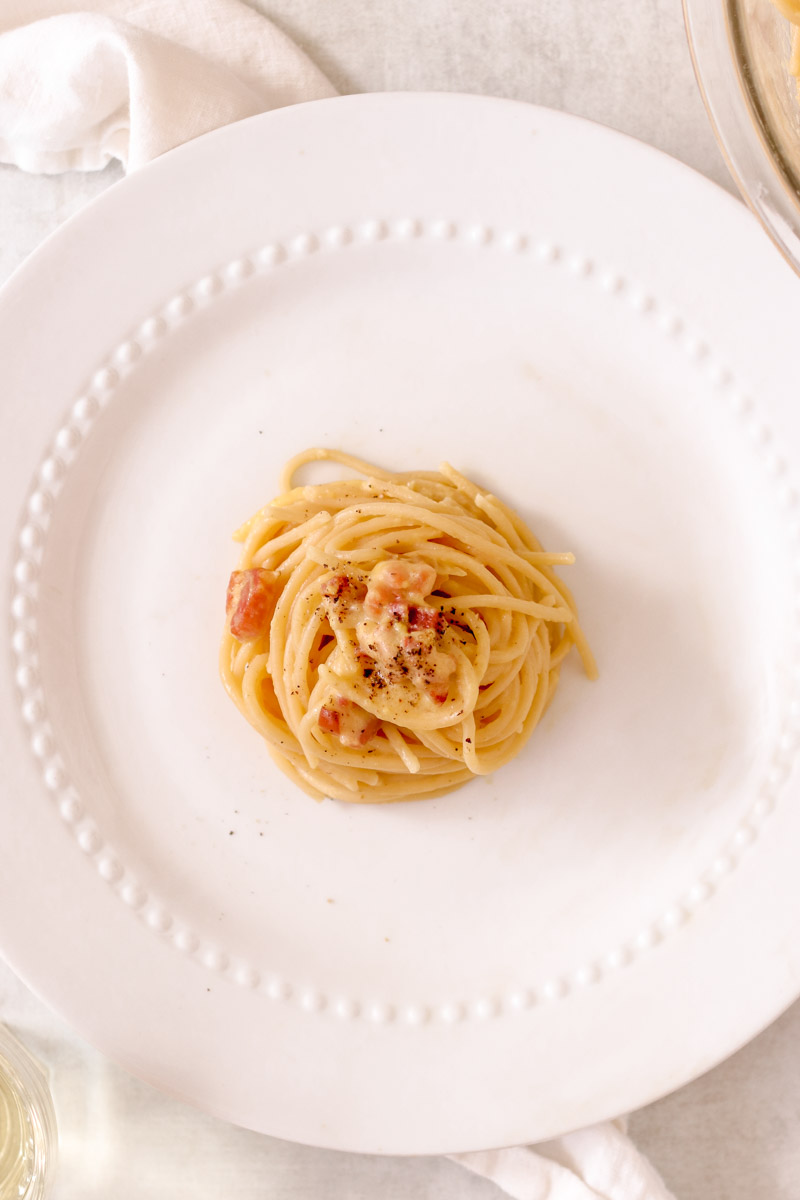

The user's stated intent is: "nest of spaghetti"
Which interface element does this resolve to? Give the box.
[220,449,595,803]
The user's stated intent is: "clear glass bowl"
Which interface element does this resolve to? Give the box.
[684,0,800,274]
[0,1025,57,1200]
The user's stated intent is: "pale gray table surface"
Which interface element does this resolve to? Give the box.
[3,2,800,1198]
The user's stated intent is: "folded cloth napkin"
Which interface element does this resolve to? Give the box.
[452,1121,677,1199]
[0,5,679,1197]
[0,0,337,172]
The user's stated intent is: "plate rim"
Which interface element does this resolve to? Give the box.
[3,91,800,1153]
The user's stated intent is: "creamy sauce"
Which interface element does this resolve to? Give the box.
[319,559,460,742]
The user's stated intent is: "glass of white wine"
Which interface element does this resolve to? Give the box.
[0,1025,57,1200]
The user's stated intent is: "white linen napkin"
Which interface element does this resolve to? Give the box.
[0,5,679,1197]
[451,1121,677,1199]
[0,0,337,172]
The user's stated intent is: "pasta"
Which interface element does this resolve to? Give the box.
[768,0,800,91]
[220,448,596,803]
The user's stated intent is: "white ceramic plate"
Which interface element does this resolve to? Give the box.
[3,94,800,1155]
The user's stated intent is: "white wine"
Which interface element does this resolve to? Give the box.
[0,1029,56,1200]
[0,1063,35,1199]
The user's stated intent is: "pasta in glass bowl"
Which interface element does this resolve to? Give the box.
[683,0,800,274]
